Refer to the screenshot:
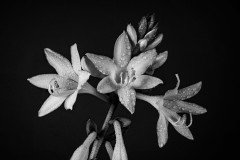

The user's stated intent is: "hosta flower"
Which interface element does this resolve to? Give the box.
[70,132,97,160]
[28,44,91,117]
[86,32,163,114]
[112,120,128,160]
[136,74,207,148]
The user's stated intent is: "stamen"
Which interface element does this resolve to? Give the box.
[171,117,181,126]
[120,72,123,84]
[187,113,193,128]
[175,74,180,90]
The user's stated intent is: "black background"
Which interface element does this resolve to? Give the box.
[1,1,237,160]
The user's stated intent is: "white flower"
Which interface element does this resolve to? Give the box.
[136,74,207,148]
[70,132,97,160]
[86,32,163,114]
[28,44,91,117]
[112,120,128,160]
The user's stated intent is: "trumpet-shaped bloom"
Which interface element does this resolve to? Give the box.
[112,120,128,160]
[136,74,207,148]
[86,32,163,114]
[70,132,97,160]
[28,44,91,117]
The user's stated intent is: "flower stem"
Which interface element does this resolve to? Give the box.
[89,103,117,159]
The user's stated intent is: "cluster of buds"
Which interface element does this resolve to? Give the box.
[28,15,206,160]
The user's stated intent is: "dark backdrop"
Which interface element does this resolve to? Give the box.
[1,1,237,160]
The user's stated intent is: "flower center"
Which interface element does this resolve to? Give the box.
[48,77,78,97]
[114,68,136,86]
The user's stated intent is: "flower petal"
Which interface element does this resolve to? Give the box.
[28,74,58,89]
[85,53,117,75]
[127,49,157,76]
[64,90,78,110]
[97,76,118,94]
[71,44,81,74]
[117,86,136,114]
[164,100,207,115]
[113,31,131,68]
[81,56,105,78]
[112,121,128,160]
[44,48,75,78]
[165,82,202,101]
[132,75,163,89]
[157,111,169,148]
[70,132,97,160]
[77,71,91,90]
[38,95,66,117]
[127,24,137,45]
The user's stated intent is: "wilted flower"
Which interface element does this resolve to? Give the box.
[136,74,207,147]
[70,132,97,160]
[86,32,163,114]
[28,44,91,116]
[112,120,128,160]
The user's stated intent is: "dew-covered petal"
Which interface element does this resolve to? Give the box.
[165,82,202,101]
[71,44,81,74]
[177,82,202,100]
[77,71,90,90]
[38,95,66,117]
[85,53,117,75]
[127,24,137,45]
[112,121,128,160]
[97,76,118,94]
[157,111,169,148]
[70,132,97,160]
[132,75,163,89]
[105,141,113,160]
[44,48,75,78]
[28,74,58,89]
[117,86,136,114]
[164,100,207,115]
[64,90,78,110]
[145,34,163,51]
[113,31,131,68]
[81,56,105,78]
[127,49,157,76]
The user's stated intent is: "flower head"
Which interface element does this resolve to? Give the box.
[136,74,207,148]
[28,44,91,117]
[86,32,163,114]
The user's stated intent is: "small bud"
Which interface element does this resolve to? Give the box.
[86,119,97,135]
[127,24,137,45]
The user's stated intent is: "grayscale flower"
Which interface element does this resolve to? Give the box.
[136,74,207,148]
[28,44,91,117]
[112,120,128,160]
[70,132,97,160]
[86,32,163,114]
